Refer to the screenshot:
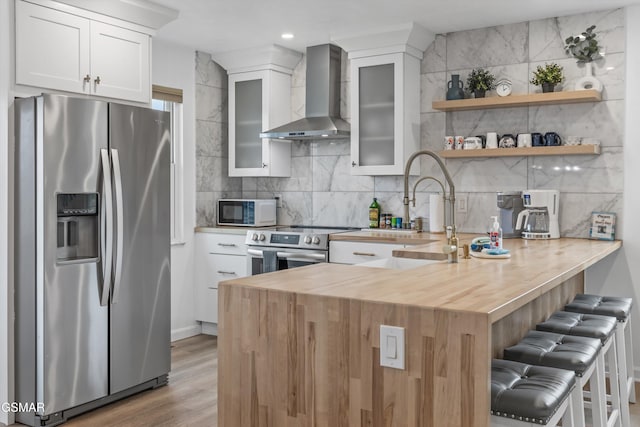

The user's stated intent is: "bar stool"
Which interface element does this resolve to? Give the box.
[536,311,622,427]
[503,330,605,427]
[564,294,634,427]
[491,358,576,426]
[564,294,635,403]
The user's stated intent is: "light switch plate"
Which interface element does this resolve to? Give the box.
[380,325,405,369]
[457,195,468,213]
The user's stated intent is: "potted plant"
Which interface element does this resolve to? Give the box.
[466,68,495,98]
[565,25,601,63]
[564,25,603,92]
[530,63,564,93]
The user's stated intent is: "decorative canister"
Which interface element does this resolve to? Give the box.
[446,74,465,100]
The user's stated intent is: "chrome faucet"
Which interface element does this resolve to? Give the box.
[403,150,458,263]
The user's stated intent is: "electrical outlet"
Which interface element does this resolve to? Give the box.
[274,194,283,208]
[457,196,468,213]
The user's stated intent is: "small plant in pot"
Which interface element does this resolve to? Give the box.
[530,63,564,93]
[466,68,495,98]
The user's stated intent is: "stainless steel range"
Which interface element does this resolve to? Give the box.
[246,226,356,275]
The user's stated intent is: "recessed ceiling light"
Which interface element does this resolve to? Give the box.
[281,33,294,40]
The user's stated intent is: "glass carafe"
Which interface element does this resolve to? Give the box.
[524,208,550,233]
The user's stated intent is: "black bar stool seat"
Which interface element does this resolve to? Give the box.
[491,359,576,425]
[503,330,605,426]
[536,311,616,344]
[503,330,600,376]
[564,294,632,321]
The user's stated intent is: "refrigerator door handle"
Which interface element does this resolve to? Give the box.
[111,148,125,304]
[100,149,113,306]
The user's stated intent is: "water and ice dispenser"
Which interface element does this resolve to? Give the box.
[56,193,99,262]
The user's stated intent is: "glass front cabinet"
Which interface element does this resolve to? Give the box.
[350,52,421,176]
[228,69,292,177]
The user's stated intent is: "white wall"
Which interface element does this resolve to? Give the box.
[585,4,640,379]
[152,39,200,341]
[0,0,12,424]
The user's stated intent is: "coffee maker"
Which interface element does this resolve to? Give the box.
[515,189,560,239]
[496,191,525,238]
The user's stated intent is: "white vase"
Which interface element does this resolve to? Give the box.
[574,62,603,92]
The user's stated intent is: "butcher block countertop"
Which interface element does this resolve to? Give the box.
[221,237,621,323]
[218,237,622,427]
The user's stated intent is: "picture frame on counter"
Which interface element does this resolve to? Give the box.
[589,211,616,241]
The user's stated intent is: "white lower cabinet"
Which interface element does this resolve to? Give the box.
[195,233,248,326]
[329,241,407,264]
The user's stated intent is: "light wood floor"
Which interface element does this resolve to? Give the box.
[7,334,217,427]
[5,334,640,426]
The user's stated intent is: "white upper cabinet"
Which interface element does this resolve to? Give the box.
[16,1,90,94]
[228,69,292,177]
[89,22,150,102]
[335,23,434,176]
[215,45,302,177]
[350,52,420,175]
[15,0,152,103]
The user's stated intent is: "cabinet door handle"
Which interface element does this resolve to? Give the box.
[353,251,376,257]
[262,163,267,168]
[217,270,237,275]
[217,243,237,247]
[94,76,101,85]
[83,74,91,83]
[352,161,357,167]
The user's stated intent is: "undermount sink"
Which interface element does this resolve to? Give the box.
[357,257,444,270]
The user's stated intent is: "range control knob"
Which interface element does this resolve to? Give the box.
[312,236,321,245]
[251,233,259,241]
[259,233,266,241]
[304,235,312,244]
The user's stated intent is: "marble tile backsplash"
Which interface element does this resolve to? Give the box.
[195,8,625,238]
[195,51,241,227]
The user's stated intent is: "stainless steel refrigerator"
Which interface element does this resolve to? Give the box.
[14,94,171,426]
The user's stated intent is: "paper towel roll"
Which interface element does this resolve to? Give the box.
[429,194,444,233]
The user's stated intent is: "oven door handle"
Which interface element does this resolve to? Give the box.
[276,251,326,261]
[247,248,326,262]
[247,248,264,257]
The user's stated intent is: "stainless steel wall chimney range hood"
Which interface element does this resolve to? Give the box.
[260,44,350,140]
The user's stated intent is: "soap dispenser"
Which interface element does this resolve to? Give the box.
[490,216,503,249]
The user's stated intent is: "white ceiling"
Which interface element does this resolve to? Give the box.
[152,0,640,55]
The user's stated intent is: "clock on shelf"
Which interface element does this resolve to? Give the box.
[496,78,512,97]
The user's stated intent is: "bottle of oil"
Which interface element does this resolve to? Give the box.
[369,198,380,228]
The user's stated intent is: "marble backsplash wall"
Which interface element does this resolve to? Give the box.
[195,51,241,226]
[422,8,625,238]
[197,8,625,237]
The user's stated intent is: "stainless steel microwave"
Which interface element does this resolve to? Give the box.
[217,199,277,227]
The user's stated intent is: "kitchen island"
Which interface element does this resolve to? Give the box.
[218,237,621,426]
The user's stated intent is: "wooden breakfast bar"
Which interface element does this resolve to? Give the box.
[218,237,621,427]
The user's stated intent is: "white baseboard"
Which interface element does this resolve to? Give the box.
[171,324,201,342]
[201,322,218,336]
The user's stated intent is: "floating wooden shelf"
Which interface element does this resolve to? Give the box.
[438,144,601,159]
[432,89,602,111]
